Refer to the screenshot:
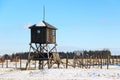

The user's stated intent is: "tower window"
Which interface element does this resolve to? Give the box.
[52,30,55,36]
[37,30,41,34]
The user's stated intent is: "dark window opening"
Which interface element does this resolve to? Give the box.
[37,30,41,34]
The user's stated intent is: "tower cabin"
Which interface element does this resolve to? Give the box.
[29,20,57,44]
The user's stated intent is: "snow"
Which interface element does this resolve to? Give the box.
[0,61,120,80]
[36,21,46,27]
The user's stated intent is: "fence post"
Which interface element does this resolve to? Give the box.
[89,56,92,69]
[6,58,8,68]
[29,60,31,69]
[35,59,36,69]
[73,56,76,68]
[81,55,84,68]
[20,57,22,69]
[107,55,110,69]
[100,55,102,69]
[42,61,44,69]
[66,54,68,69]
[118,56,120,64]
[92,56,94,68]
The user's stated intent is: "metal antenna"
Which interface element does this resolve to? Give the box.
[43,5,45,21]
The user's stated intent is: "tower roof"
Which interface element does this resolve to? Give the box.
[29,21,57,30]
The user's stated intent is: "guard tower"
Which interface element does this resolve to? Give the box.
[26,20,60,69]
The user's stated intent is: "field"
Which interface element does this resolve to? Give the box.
[0,60,120,80]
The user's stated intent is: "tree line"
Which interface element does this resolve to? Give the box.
[1,49,119,60]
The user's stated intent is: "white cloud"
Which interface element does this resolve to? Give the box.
[23,23,33,29]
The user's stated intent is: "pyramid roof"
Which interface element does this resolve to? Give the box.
[29,21,57,30]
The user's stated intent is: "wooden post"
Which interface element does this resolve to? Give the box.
[35,60,36,69]
[118,56,120,64]
[39,60,41,69]
[81,55,83,68]
[57,63,60,68]
[42,60,44,69]
[92,56,94,68]
[107,55,109,69]
[38,60,44,69]
[79,58,82,68]
[73,56,76,68]
[87,56,89,68]
[20,57,22,69]
[84,56,86,68]
[86,56,88,68]
[29,60,31,69]
[78,56,81,68]
[89,56,92,69]
[48,58,51,69]
[66,54,68,69]
[100,55,102,69]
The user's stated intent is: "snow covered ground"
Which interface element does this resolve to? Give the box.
[0,65,120,80]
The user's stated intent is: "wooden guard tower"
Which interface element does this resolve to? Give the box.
[26,20,60,69]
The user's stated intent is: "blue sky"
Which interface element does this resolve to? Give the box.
[0,0,120,55]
